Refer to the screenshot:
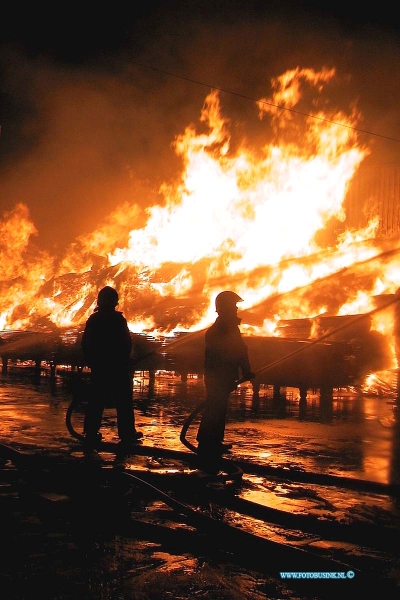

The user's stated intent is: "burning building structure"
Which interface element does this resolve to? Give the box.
[1,66,400,400]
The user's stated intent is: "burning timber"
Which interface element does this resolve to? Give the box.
[0,313,392,402]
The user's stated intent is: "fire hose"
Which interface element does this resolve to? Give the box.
[65,376,244,481]
[252,292,400,378]
[179,374,255,453]
[67,292,400,477]
[0,442,372,587]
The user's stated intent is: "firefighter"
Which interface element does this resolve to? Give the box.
[196,290,254,460]
[82,286,143,459]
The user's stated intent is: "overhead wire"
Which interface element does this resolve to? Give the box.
[122,57,400,144]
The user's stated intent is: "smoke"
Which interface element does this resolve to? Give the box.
[1,5,400,256]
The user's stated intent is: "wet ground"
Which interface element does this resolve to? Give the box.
[1,367,400,599]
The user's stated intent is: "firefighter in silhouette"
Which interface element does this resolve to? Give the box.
[82,286,143,458]
[196,291,254,459]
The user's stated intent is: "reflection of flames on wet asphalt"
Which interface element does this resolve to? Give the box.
[1,375,400,596]
[2,67,400,391]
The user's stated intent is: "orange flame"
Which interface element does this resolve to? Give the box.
[1,66,400,375]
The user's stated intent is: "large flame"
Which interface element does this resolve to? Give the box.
[1,66,400,375]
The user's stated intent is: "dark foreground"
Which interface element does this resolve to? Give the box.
[1,369,400,599]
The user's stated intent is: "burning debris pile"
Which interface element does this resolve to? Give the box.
[1,67,400,390]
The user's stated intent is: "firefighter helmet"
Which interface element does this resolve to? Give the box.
[215,290,243,313]
[97,286,119,308]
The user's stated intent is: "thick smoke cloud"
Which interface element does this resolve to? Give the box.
[1,2,400,255]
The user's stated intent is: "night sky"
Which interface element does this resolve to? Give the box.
[1,0,400,255]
